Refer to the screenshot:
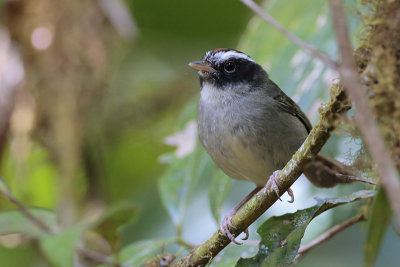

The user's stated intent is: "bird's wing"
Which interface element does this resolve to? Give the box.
[271,85,313,133]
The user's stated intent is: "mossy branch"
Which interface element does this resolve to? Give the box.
[328,0,400,227]
[173,85,349,267]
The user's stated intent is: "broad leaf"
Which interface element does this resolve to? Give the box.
[239,0,360,131]
[364,188,392,267]
[236,190,375,267]
[158,152,191,226]
[239,0,337,114]
[158,140,213,227]
[119,239,170,266]
[209,170,232,224]
[210,243,257,267]
[40,224,87,267]
[0,208,56,237]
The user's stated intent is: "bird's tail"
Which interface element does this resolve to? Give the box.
[304,154,373,187]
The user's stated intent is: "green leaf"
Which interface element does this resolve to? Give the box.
[209,170,232,224]
[210,243,257,267]
[158,152,192,227]
[158,142,213,227]
[40,224,87,267]
[158,97,215,227]
[119,239,169,266]
[364,188,392,267]
[240,0,338,119]
[0,208,56,237]
[189,144,215,196]
[92,202,138,249]
[236,190,375,267]
[1,144,58,209]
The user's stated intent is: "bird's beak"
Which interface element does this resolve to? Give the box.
[188,61,215,72]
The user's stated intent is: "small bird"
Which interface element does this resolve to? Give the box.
[189,48,354,244]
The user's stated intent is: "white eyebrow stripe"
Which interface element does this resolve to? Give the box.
[215,51,255,63]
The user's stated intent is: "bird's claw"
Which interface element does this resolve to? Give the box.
[266,170,282,201]
[266,171,295,203]
[241,228,249,240]
[287,188,295,203]
[220,215,242,245]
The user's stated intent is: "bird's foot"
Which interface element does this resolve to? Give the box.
[220,186,262,245]
[266,171,295,203]
[266,170,282,201]
[220,212,250,245]
[220,213,242,245]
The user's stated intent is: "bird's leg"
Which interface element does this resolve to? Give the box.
[220,186,263,245]
[266,170,295,203]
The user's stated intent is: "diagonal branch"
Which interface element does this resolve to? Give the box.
[328,0,400,226]
[297,213,365,256]
[172,85,349,267]
[240,0,338,70]
[0,187,53,234]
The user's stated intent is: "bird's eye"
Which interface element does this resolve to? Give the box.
[224,61,236,73]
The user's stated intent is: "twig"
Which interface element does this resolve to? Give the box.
[240,0,338,70]
[0,187,53,234]
[172,84,349,266]
[297,213,365,256]
[328,0,400,226]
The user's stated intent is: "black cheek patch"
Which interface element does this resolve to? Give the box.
[220,61,263,86]
[204,59,267,90]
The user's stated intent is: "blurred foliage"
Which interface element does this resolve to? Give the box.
[0,208,55,236]
[40,224,87,267]
[0,0,399,266]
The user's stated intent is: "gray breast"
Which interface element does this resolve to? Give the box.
[197,85,308,186]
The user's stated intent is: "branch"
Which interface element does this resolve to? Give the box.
[328,0,400,226]
[0,187,53,234]
[240,0,338,70]
[297,213,365,256]
[172,85,349,266]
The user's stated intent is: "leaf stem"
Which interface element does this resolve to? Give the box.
[297,213,365,257]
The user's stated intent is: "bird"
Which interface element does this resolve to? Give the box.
[188,48,356,244]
